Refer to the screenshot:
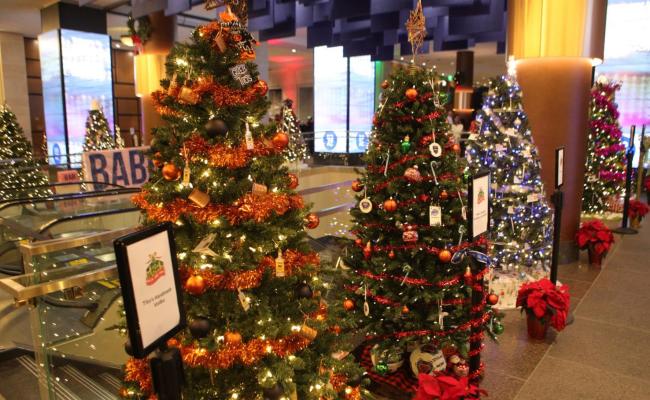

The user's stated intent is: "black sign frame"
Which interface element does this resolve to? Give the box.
[555,147,565,189]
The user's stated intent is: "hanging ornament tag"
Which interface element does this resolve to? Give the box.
[167,73,179,96]
[178,83,200,105]
[238,290,251,311]
[363,284,370,316]
[214,31,227,52]
[510,216,515,233]
[526,193,538,203]
[359,189,373,214]
[522,149,532,158]
[495,144,506,152]
[429,205,442,226]
[507,206,515,214]
[244,122,254,150]
[513,175,522,184]
[252,182,268,196]
[437,299,449,330]
[429,142,442,157]
[182,166,191,186]
[229,64,253,87]
[275,249,285,277]
[461,206,467,221]
[189,188,210,208]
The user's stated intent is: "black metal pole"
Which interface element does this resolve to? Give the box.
[614,126,638,235]
[469,250,484,382]
[550,190,563,285]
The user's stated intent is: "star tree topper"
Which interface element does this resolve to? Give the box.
[406,0,427,60]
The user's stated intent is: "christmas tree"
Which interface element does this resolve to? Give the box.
[279,99,307,163]
[339,66,499,397]
[83,101,116,151]
[465,76,553,270]
[122,7,364,400]
[0,105,51,200]
[582,76,627,214]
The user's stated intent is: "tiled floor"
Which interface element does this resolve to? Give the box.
[479,222,650,400]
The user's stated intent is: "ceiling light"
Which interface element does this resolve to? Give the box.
[291,48,297,53]
[400,56,404,61]
[115,43,121,48]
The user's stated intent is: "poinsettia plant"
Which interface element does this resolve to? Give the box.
[575,220,615,256]
[415,373,486,400]
[628,199,649,219]
[516,278,570,331]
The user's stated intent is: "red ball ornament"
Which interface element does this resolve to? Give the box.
[438,249,452,263]
[254,79,269,96]
[185,275,206,295]
[355,238,363,246]
[351,180,364,192]
[287,173,299,189]
[388,250,396,259]
[381,80,390,89]
[272,131,289,149]
[363,242,373,259]
[487,293,499,306]
[439,190,449,201]
[405,87,418,101]
[304,213,320,229]
[402,305,410,314]
[452,143,461,154]
[419,194,430,202]
[383,198,398,212]
[463,267,473,285]
[404,166,422,182]
[162,163,181,181]
[343,299,356,311]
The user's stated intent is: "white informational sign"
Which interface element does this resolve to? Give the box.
[82,147,152,190]
[555,147,565,189]
[115,224,185,358]
[470,172,490,238]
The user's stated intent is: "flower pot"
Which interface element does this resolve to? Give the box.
[527,314,548,340]
[630,216,640,229]
[587,245,605,268]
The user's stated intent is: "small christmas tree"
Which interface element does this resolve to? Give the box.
[582,76,627,214]
[339,66,499,396]
[0,105,51,200]
[83,101,115,151]
[122,7,364,400]
[280,99,307,163]
[466,76,553,270]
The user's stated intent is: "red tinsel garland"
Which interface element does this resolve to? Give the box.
[372,171,457,193]
[180,250,320,292]
[132,191,304,225]
[355,266,489,288]
[354,236,486,257]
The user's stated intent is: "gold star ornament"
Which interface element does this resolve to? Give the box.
[406,0,427,59]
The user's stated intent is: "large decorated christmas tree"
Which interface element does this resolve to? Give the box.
[339,66,499,398]
[279,99,307,163]
[582,76,627,214]
[465,76,553,270]
[122,7,363,400]
[0,105,51,200]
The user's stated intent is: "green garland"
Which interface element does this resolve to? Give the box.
[127,14,152,44]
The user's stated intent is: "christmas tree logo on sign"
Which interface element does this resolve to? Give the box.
[477,187,486,204]
[145,252,165,286]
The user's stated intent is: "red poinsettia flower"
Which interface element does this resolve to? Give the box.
[575,220,615,255]
[628,199,649,219]
[517,278,571,331]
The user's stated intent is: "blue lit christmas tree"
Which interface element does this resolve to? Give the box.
[466,75,553,270]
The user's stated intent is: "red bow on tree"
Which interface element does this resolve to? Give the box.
[414,373,487,400]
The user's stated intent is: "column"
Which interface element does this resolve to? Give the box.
[0,32,31,140]
[507,0,607,262]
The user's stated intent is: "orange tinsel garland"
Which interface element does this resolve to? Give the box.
[180,250,320,291]
[184,134,276,169]
[123,358,155,398]
[132,191,304,225]
[175,333,312,370]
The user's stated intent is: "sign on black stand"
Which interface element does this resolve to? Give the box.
[467,170,490,380]
[614,126,638,235]
[550,147,565,285]
[114,223,186,400]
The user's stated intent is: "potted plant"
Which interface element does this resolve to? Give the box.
[576,220,615,267]
[628,199,649,229]
[516,278,570,340]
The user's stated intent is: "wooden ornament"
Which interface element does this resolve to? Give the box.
[189,188,210,208]
[298,324,318,340]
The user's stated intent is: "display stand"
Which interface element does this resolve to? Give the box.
[114,223,187,400]
[550,147,564,285]
[467,171,491,381]
[614,126,638,235]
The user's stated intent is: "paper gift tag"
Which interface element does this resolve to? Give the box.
[429,205,442,226]
[238,290,251,311]
[359,198,373,213]
[526,193,538,203]
[244,122,254,150]
[182,165,191,185]
[507,206,515,214]
[275,250,285,277]
[495,144,506,152]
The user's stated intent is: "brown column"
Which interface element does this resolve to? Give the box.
[139,11,175,145]
[516,58,593,261]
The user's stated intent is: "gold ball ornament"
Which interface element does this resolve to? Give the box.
[383,198,398,212]
[452,143,461,154]
[185,275,206,295]
[304,213,320,229]
[438,249,452,263]
[343,299,355,311]
[253,79,269,96]
[405,88,418,101]
[287,173,299,189]
[162,163,181,181]
[224,331,242,344]
[351,180,364,192]
[381,80,390,89]
[272,131,289,150]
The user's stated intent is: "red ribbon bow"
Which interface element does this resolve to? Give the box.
[414,374,487,400]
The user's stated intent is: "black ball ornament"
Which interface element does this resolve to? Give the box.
[347,374,363,387]
[262,384,284,400]
[205,118,228,137]
[189,318,211,339]
[295,283,313,299]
